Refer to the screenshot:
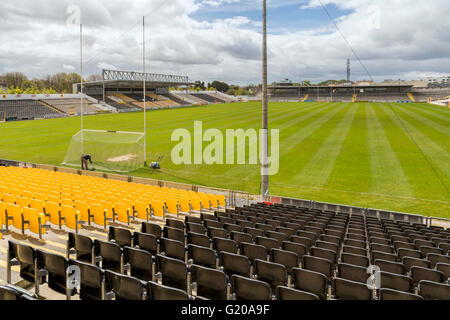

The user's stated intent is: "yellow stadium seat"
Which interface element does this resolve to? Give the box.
[34,193,47,202]
[22,190,34,200]
[74,201,89,222]
[3,193,16,205]
[61,198,74,207]
[15,196,30,208]
[190,197,201,211]
[7,203,25,231]
[165,198,179,215]
[89,204,108,229]
[217,195,226,207]
[114,203,132,225]
[150,199,165,218]
[10,188,22,197]
[179,198,191,213]
[0,201,6,228]
[61,205,81,232]
[134,201,150,221]
[23,207,47,238]
[30,198,45,214]
[100,201,114,220]
[47,195,60,204]
[45,201,62,228]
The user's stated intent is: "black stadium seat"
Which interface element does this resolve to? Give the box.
[292,268,328,300]
[147,281,190,300]
[190,264,229,300]
[69,259,105,300]
[156,254,189,291]
[333,277,371,300]
[231,275,271,300]
[105,270,145,300]
[276,286,319,300]
[379,288,423,300]
[67,232,94,263]
[123,246,154,281]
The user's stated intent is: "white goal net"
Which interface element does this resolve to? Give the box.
[62,129,145,172]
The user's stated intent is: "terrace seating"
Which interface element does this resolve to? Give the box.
[2,200,450,300]
[42,99,100,114]
[0,100,62,121]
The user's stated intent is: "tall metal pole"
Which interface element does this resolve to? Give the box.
[143,16,147,166]
[261,0,269,201]
[80,23,84,157]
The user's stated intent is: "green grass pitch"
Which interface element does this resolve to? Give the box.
[0,101,449,218]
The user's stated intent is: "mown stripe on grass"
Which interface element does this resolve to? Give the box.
[291,103,357,188]
[222,103,342,178]
[375,103,449,201]
[324,103,372,193]
[398,103,450,126]
[366,103,413,197]
[393,105,450,148]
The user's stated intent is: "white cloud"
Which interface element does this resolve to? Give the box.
[0,0,448,85]
[63,64,75,70]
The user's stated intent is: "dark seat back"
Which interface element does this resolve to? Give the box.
[8,241,36,283]
[220,252,251,278]
[337,263,368,283]
[134,232,158,255]
[270,248,299,273]
[147,281,189,300]
[187,231,211,248]
[69,259,104,300]
[105,270,145,300]
[160,238,186,262]
[303,255,333,278]
[276,286,319,300]
[191,264,228,300]
[187,244,217,269]
[123,246,153,281]
[68,232,93,263]
[94,240,122,273]
[292,268,327,300]
[231,275,271,300]
[156,254,188,291]
[37,250,70,295]
[254,259,287,291]
[240,242,266,263]
[380,288,423,300]
[333,277,371,300]
[141,222,162,239]
[108,227,132,247]
[418,280,450,300]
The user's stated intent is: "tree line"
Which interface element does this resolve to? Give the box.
[0,72,101,94]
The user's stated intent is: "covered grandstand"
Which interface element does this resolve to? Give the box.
[269,84,450,103]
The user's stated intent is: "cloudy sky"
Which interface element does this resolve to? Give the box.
[0,0,449,85]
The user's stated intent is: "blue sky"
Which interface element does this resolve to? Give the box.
[193,2,352,34]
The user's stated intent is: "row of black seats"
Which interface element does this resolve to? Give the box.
[0,284,37,300]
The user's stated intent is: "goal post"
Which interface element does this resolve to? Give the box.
[62,129,145,172]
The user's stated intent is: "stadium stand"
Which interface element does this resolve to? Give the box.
[161,93,190,106]
[42,99,101,114]
[0,100,63,121]
[190,93,226,104]
[1,177,449,300]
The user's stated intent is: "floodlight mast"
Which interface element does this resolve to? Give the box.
[80,23,84,156]
[143,16,147,166]
[261,0,269,201]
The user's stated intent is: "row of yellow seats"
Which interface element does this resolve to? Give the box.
[0,174,225,208]
[0,167,226,209]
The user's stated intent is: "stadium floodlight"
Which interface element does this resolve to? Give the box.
[261,0,269,201]
[62,129,145,172]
